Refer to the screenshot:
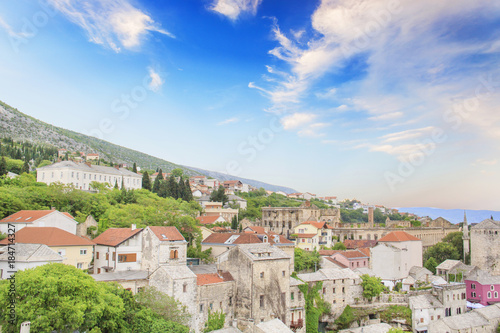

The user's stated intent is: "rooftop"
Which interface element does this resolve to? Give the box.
[344,239,378,249]
[93,227,143,247]
[196,272,234,286]
[202,232,293,245]
[378,231,421,242]
[91,270,148,282]
[0,243,63,262]
[238,243,291,261]
[435,259,462,271]
[409,293,443,310]
[0,227,94,247]
[0,210,74,223]
[196,215,225,225]
[37,161,140,177]
[148,226,185,242]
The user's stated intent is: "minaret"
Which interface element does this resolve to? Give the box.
[462,211,470,263]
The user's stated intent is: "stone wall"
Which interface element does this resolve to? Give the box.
[471,227,500,275]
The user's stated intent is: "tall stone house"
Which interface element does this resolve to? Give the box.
[471,218,500,275]
[257,201,341,237]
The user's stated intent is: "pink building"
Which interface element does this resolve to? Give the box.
[330,250,369,270]
[465,268,500,306]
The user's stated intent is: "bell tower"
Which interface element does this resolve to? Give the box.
[462,211,470,262]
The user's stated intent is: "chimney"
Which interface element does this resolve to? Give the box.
[131,224,136,230]
[368,207,374,227]
[114,165,120,170]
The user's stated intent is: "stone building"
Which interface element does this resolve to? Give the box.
[471,218,500,275]
[428,303,500,332]
[141,226,187,270]
[76,215,98,238]
[409,283,467,333]
[296,268,363,319]
[258,202,341,237]
[218,244,292,330]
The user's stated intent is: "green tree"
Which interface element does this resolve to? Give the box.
[297,280,330,333]
[388,328,405,333]
[231,215,238,230]
[114,180,119,189]
[424,257,439,274]
[21,160,30,174]
[132,162,137,173]
[182,179,193,202]
[135,286,191,326]
[334,305,354,330]
[294,248,321,272]
[442,231,464,259]
[424,242,460,264]
[333,242,347,250]
[203,310,225,332]
[0,156,6,176]
[0,264,127,332]
[210,186,228,205]
[142,171,152,191]
[172,168,183,178]
[361,274,385,301]
[152,169,163,194]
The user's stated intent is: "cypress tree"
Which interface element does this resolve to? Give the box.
[22,160,30,174]
[152,174,161,194]
[157,169,164,181]
[114,180,119,189]
[132,162,137,173]
[0,156,6,176]
[142,171,152,191]
[167,174,178,199]
[183,179,193,202]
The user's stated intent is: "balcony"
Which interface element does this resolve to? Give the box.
[290,319,303,329]
[319,241,327,245]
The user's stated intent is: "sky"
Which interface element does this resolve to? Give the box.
[0,0,499,210]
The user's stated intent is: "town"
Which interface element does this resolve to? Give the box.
[1,150,499,333]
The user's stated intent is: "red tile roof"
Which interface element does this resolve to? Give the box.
[0,227,94,246]
[203,232,293,245]
[344,239,378,249]
[0,210,74,223]
[93,228,143,247]
[196,216,224,225]
[296,233,317,238]
[301,221,327,229]
[148,226,185,242]
[359,247,371,257]
[196,272,234,286]
[378,231,421,242]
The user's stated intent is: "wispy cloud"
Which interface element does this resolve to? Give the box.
[209,0,262,21]
[298,122,330,137]
[381,126,435,143]
[280,113,316,130]
[0,16,32,38]
[218,117,240,126]
[147,68,164,92]
[473,158,498,166]
[48,0,174,52]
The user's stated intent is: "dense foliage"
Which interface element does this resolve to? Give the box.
[238,189,304,220]
[360,274,385,301]
[0,264,189,333]
[203,310,225,332]
[297,280,330,333]
[334,305,354,330]
[294,248,321,272]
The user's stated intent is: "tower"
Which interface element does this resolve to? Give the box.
[462,211,470,262]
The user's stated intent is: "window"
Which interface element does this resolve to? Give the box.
[488,292,492,299]
[118,253,137,263]
[80,249,87,255]
[437,315,440,319]
[291,292,294,301]
[323,288,326,294]
[260,295,264,308]
[457,308,461,314]
[431,316,434,320]
[495,292,498,298]
[58,249,66,256]
[342,287,345,293]
[282,270,285,277]
[229,296,233,305]
[260,272,264,278]
[471,283,476,289]
[420,318,424,323]
[97,268,101,274]
[491,285,495,291]
[472,292,477,297]
[183,284,187,293]
[200,304,203,312]
[71,172,74,178]
[170,250,179,259]
[333,288,336,294]
[209,303,213,310]
[77,263,83,269]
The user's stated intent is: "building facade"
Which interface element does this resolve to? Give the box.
[471,218,500,275]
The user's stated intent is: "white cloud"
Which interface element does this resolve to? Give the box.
[280,113,317,130]
[218,117,240,125]
[368,112,403,121]
[210,0,262,21]
[369,142,435,161]
[298,122,330,137]
[380,126,435,143]
[473,158,498,166]
[147,68,164,92]
[48,0,173,52]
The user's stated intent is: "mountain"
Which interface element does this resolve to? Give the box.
[397,207,500,224]
[0,100,297,193]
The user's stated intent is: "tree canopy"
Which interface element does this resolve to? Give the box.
[360,274,385,301]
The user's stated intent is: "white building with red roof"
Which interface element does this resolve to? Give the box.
[294,220,334,250]
[370,230,423,289]
[92,225,143,274]
[0,209,77,234]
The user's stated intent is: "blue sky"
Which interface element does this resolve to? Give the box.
[0,0,499,210]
